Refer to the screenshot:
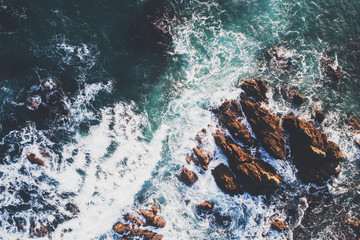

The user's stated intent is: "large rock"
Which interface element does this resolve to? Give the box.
[215,100,253,146]
[196,201,214,211]
[240,99,286,159]
[282,115,344,184]
[211,164,242,196]
[139,204,166,228]
[240,79,268,103]
[178,167,198,186]
[213,132,282,195]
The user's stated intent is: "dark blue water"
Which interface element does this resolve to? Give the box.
[0,0,360,239]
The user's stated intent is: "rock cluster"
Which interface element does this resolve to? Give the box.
[240,79,268,103]
[271,219,287,232]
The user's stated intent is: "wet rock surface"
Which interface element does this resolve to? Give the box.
[178,167,198,186]
[271,219,287,232]
[240,99,286,159]
[139,204,166,228]
[26,153,45,166]
[212,164,242,196]
[314,109,325,124]
[214,100,253,146]
[240,79,268,103]
[291,91,304,106]
[282,115,344,184]
[196,201,214,211]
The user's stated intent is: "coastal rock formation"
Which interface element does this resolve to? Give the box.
[26,153,45,166]
[178,167,198,186]
[326,65,341,82]
[214,100,253,146]
[240,79,268,103]
[291,91,304,106]
[212,164,242,196]
[271,219,287,232]
[192,147,210,170]
[139,204,166,228]
[196,201,214,211]
[314,109,325,124]
[213,132,282,195]
[113,221,163,239]
[282,115,344,184]
[240,99,286,159]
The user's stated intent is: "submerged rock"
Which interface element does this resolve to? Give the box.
[213,132,281,195]
[215,100,253,146]
[282,115,344,184]
[65,203,79,214]
[240,99,286,159]
[271,219,287,232]
[240,79,268,103]
[196,201,214,211]
[326,65,341,82]
[26,153,45,166]
[212,164,242,195]
[178,167,198,186]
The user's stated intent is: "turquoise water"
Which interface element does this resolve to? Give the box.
[0,0,360,239]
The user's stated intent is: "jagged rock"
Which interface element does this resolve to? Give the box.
[314,109,325,124]
[240,99,286,159]
[215,100,253,146]
[240,79,268,103]
[196,201,214,211]
[139,204,166,228]
[193,147,210,170]
[282,115,344,184]
[271,219,287,232]
[212,164,242,195]
[213,132,281,195]
[124,214,146,227]
[326,65,341,81]
[292,92,304,105]
[178,167,198,186]
[113,221,162,239]
[26,153,45,166]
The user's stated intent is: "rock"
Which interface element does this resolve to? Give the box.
[282,115,344,184]
[271,219,287,232]
[211,164,242,195]
[178,167,198,186]
[314,109,325,124]
[240,79,268,103]
[139,204,166,228]
[240,99,286,159]
[326,65,341,81]
[113,221,133,235]
[65,202,79,214]
[124,214,146,227]
[113,221,162,239]
[347,219,360,237]
[213,132,281,195]
[33,224,48,237]
[192,147,210,170]
[26,153,45,166]
[349,115,360,131]
[196,201,214,211]
[292,92,304,105]
[355,139,360,148]
[215,100,253,146]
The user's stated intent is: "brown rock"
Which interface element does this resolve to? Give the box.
[349,115,360,131]
[26,153,45,166]
[113,221,133,235]
[240,79,268,103]
[282,115,343,184]
[178,167,198,186]
[113,221,161,239]
[196,201,214,211]
[326,65,341,81]
[193,147,210,170]
[139,204,166,228]
[292,92,304,105]
[216,100,253,146]
[212,164,242,195]
[34,224,48,237]
[124,214,146,226]
[271,219,287,232]
[240,99,286,159]
[314,109,325,124]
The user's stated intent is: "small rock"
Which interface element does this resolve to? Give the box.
[271,219,287,232]
[26,153,45,166]
[211,164,242,196]
[196,201,214,211]
[314,109,325,124]
[139,204,166,228]
[326,65,341,81]
[349,115,360,131]
[292,92,304,105]
[178,167,198,186]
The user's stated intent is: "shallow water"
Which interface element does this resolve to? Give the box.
[0,0,360,239]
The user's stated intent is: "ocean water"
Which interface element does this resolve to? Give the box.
[0,0,360,239]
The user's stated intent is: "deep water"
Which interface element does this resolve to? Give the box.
[0,0,360,239]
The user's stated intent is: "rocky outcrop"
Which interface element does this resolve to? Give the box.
[326,65,341,82]
[196,201,214,211]
[212,164,242,196]
[178,167,198,186]
[26,153,45,166]
[291,92,304,106]
[192,147,210,171]
[214,100,253,146]
[271,219,287,232]
[113,221,163,240]
[314,109,325,124]
[213,132,282,195]
[282,115,344,184]
[139,204,166,228]
[349,115,360,131]
[240,99,286,159]
[240,79,268,103]
[347,219,360,238]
